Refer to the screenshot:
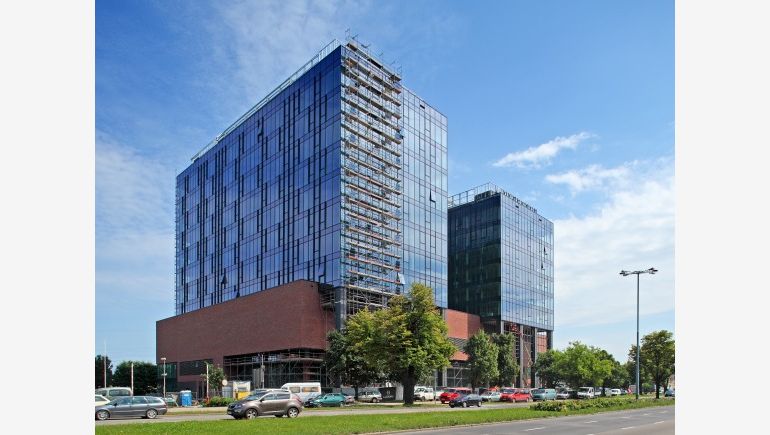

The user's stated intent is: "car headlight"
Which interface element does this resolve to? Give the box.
[233,404,242,409]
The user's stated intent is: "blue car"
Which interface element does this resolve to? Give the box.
[531,388,557,401]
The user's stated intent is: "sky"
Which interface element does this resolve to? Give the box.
[96,0,674,365]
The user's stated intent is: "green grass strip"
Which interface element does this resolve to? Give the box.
[96,398,673,435]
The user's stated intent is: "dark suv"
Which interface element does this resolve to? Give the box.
[227,390,303,419]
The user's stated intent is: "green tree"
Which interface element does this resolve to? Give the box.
[346,283,455,405]
[324,330,382,399]
[558,342,612,389]
[491,333,518,387]
[532,349,563,388]
[464,330,499,390]
[640,330,675,399]
[112,361,159,395]
[627,344,652,392]
[201,362,225,397]
[592,348,621,396]
[95,355,113,389]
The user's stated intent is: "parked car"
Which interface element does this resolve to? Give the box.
[439,387,472,404]
[510,389,532,402]
[610,388,621,396]
[414,386,436,401]
[449,393,482,408]
[480,390,502,402]
[531,388,557,401]
[664,388,675,397]
[227,390,303,419]
[577,387,595,399]
[344,394,355,405]
[357,390,382,403]
[305,392,347,407]
[556,389,576,400]
[95,396,168,420]
[95,387,133,401]
[95,394,110,406]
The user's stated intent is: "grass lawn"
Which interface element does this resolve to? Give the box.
[96,397,673,434]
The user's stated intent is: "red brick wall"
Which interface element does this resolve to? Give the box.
[156,280,335,368]
[444,308,481,339]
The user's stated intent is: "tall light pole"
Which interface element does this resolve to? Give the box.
[620,267,658,400]
[161,357,167,399]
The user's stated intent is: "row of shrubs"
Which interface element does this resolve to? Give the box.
[202,396,236,407]
[530,397,641,412]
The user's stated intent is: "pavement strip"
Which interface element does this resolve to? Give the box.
[523,427,546,431]
[584,420,598,423]
[654,421,665,424]
[620,426,635,430]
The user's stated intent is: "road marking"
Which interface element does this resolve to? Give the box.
[643,413,650,416]
[584,420,598,423]
[654,421,665,424]
[620,416,632,419]
[621,427,635,430]
[523,427,546,431]
[659,410,667,413]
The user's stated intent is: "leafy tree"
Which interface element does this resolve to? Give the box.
[346,283,455,404]
[640,330,675,399]
[112,361,159,395]
[532,349,563,388]
[202,362,225,397]
[626,344,652,391]
[96,355,113,389]
[558,342,612,389]
[464,330,499,390]
[592,348,621,396]
[492,333,518,387]
[324,329,382,399]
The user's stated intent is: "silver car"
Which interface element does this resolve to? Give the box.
[227,390,303,419]
[95,396,168,420]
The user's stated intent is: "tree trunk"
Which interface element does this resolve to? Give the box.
[655,380,660,399]
[354,384,359,401]
[402,370,417,405]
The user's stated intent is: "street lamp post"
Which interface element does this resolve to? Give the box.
[620,267,658,401]
[161,357,167,400]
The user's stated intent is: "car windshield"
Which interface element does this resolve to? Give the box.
[533,389,544,393]
[579,388,591,392]
[501,388,515,393]
[245,392,268,400]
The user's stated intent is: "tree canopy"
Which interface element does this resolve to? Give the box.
[640,330,675,398]
[492,333,518,387]
[324,329,382,399]
[464,330,499,389]
[112,361,158,395]
[345,283,455,404]
[95,355,113,389]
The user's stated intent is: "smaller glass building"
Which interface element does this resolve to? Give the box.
[448,183,554,386]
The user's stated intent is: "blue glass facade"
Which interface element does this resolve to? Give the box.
[447,184,554,331]
[175,39,448,318]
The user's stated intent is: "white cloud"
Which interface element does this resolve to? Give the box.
[492,132,592,168]
[206,0,369,108]
[553,157,674,328]
[96,134,175,301]
[545,163,632,194]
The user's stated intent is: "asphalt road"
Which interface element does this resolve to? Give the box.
[95,402,527,426]
[412,407,675,435]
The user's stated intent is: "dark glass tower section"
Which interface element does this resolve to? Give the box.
[175,39,448,326]
[448,183,554,386]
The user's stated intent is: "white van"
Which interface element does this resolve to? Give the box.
[577,387,595,399]
[280,382,321,403]
[95,387,133,400]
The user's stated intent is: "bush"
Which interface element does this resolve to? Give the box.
[530,397,638,412]
[203,396,235,407]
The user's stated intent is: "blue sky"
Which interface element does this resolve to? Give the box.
[96,0,673,365]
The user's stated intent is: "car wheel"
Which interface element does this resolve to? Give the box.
[373,398,379,403]
[338,402,343,407]
[96,410,110,421]
[477,402,481,407]
[245,408,258,419]
[145,409,158,419]
[462,402,468,408]
[287,407,300,418]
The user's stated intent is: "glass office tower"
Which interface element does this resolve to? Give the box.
[448,183,553,386]
[175,39,447,326]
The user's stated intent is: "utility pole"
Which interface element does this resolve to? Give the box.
[103,340,107,388]
[620,267,658,401]
[130,362,134,396]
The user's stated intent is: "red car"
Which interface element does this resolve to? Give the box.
[500,388,531,402]
[439,387,472,404]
